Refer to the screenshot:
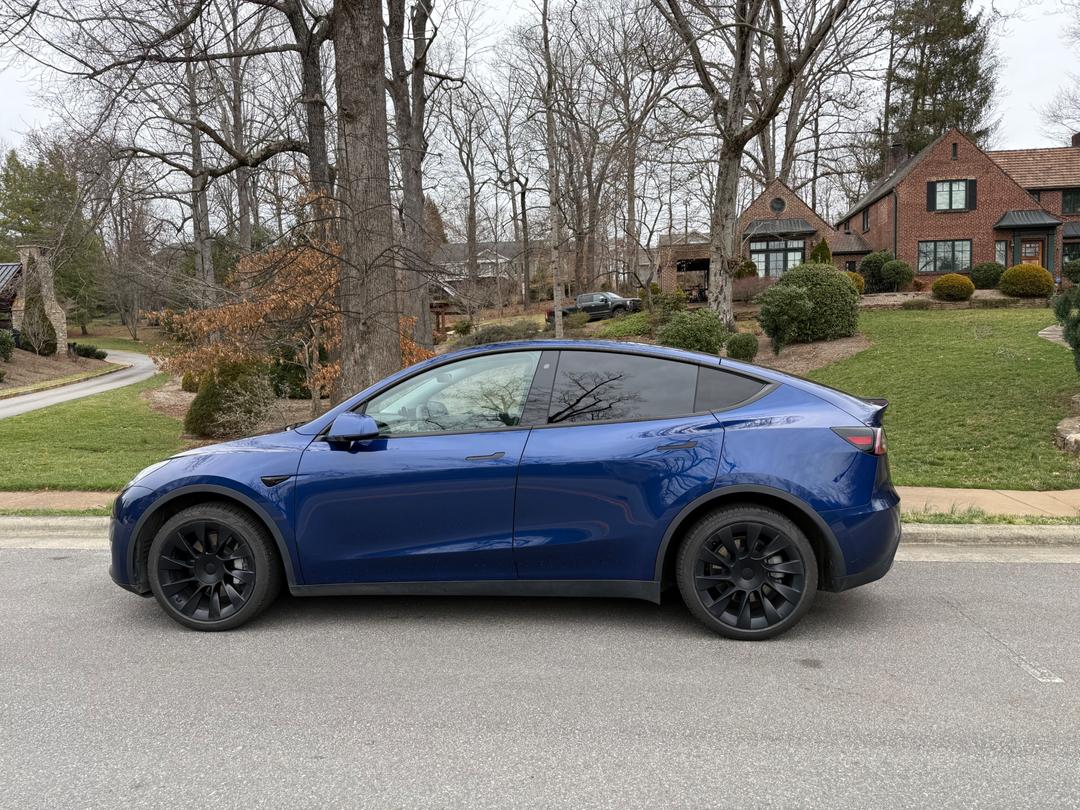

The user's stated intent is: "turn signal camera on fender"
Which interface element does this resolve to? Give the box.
[110,340,901,640]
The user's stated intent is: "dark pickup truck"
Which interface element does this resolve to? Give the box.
[546,291,643,323]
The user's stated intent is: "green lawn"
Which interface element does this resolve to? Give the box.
[0,374,185,491]
[809,308,1080,490]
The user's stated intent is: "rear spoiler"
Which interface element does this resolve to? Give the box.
[858,398,889,427]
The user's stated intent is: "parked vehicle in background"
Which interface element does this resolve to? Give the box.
[546,291,642,323]
[110,340,900,639]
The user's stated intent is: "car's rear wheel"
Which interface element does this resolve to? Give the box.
[676,504,817,640]
[148,503,282,631]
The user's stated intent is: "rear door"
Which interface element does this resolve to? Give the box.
[513,351,761,582]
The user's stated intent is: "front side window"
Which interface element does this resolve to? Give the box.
[365,351,541,435]
[930,180,970,211]
[917,240,972,274]
[995,240,1009,266]
[1065,189,1080,214]
[547,351,697,424]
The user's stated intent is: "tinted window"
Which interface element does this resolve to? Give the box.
[694,366,767,411]
[365,351,541,435]
[547,351,697,424]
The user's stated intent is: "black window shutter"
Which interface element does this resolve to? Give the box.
[967,179,977,210]
[927,181,936,211]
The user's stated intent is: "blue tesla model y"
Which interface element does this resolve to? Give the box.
[110,340,900,639]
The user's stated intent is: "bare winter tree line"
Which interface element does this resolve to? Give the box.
[0,0,1017,392]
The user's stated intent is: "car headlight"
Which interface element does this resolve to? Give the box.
[127,460,171,488]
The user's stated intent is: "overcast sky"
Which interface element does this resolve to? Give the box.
[0,0,1076,153]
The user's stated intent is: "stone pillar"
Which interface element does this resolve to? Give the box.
[17,243,67,351]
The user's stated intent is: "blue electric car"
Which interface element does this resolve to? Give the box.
[110,340,900,639]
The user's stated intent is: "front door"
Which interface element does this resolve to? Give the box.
[513,350,727,582]
[294,350,543,584]
[1021,238,1044,267]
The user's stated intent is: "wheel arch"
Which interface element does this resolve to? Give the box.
[653,485,846,591]
[128,484,298,593]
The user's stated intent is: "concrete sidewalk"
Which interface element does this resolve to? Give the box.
[4,485,1080,518]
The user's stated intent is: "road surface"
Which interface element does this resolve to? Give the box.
[1,531,1077,808]
[0,350,157,420]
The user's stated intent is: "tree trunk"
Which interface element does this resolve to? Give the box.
[708,145,742,328]
[541,0,564,337]
[520,184,531,310]
[334,0,401,391]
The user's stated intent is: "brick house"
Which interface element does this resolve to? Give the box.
[837,128,1080,280]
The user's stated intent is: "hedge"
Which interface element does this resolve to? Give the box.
[931,273,975,301]
[999,263,1054,298]
[656,308,729,354]
[756,285,813,354]
[970,261,1005,290]
[725,332,759,362]
[774,263,860,342]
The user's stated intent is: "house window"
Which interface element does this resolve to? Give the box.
[1065,243,1080,265]
[1032,190,1041,203]
[995,240,1009,266]
[951,142,958,160]
[861,209,869,231]
[917,240,972,274]
[843,220,850,233]
[1065,189,1080,214]
[845,260,857,272]
[930,180,969,211]
[749,239,804,277]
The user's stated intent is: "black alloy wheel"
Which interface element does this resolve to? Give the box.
[148,503,282,631]
[677,505,817,640]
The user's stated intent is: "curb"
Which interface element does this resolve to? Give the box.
[0,362,131,401]
[901,523,1080,546]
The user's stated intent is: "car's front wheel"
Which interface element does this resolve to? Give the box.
[676,504,817,640]
[148,503,282,631]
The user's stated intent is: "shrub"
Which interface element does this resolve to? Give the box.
[725,332,759,362]
[999,263,1054,298]
[931,273,975,301]
[180,372,201,393]
[732,275,774,302]
[732,258,758,279]
[73,343,108,360]
[457,319,541,346]
[0,368,4,383]
[901,298,931,310]
[453,319,473,336]
[564,311,590,330]
[808,238,833,264]
[656,308,729,354]
[756,285,813,354]
[970,261,1006,289]
[20,294,57,356]
[184,361,275,439]
[859,250,893,293]
[845,271,865,295]
[0,329,13,362]
[1063,259,1080,285]
[598,311,653,338]
[775,263,859,342]
[650,289,688,322]
[1054,287,1080,372]
[879,260,914,291]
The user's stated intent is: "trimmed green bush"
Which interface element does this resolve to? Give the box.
[901,298,931,310]
[1054,287,1080,372]
[845,271,865,295]
[931,273,975,301]
[859,250,893,293]
[656,308,729,354]
[598,311,653,338]
[650,289,688,322]
[0,330,14,362]
[775,263,860,342]
[184,361,275,439]
[454,319,473,336]
[999,263,1054,298]
[970,261,1006,289]
[880,260,914,291]
[725,332,759,362]
[1063,259,1080,285]
[73,343,108,360]
[756,285,813,354]
[457,320,541,346]
[809,238,833,264]
[732,258,758,279]
[564,311,590,330]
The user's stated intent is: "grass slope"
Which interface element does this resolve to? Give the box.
[0,374,184,491]
[809,308,1080,490]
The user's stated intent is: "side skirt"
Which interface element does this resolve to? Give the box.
[289,579,662,604]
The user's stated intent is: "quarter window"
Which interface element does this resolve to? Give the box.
[1065,189,1080,214]
[365,351,541,435]
[694,367,767,411]
[917,240,972,274]
[547,351,697,424]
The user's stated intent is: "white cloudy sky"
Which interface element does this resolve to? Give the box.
[0,0,1076,151]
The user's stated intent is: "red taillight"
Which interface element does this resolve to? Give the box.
[833,426,887,455]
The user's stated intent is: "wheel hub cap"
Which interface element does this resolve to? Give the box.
[155,520,256,622]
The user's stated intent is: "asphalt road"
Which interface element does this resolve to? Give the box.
[1,546,1078,809]
[0,350,156,420]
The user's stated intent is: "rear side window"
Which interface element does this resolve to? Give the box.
[547,351,697,424]
[694,366,767,411]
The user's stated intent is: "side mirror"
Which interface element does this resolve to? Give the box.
[327,412,380,443]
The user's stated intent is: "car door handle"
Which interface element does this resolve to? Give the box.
[465,451,506,462]
[657,441,698,451]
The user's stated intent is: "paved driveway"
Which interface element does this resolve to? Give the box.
[1,545,1077,808]
[0,350,156,420]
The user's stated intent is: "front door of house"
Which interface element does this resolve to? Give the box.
[1021,238,1044,267]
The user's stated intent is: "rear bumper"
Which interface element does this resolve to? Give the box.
[822,492,902,592]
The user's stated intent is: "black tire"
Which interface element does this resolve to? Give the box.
[148,503,282,631]
[611,306,627,316]
[676,504,817,640]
